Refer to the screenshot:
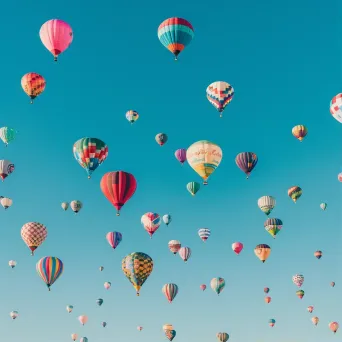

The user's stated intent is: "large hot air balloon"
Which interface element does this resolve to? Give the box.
[232,242,243,255]
[265,296,271,304]
[8,260,16,269]
[269,319,276,327]
[157,17,194,61]
[71,333,78,341]
[292,274,304,287]
[186,140,222,185]
[36,256,64,291]
[292,125,308,142]
[235,152,258,179]
[264,218,283,238]
[0,127,16,147]
[21,73,46,103]
[206,81,234,117]
[122,252,153,296]
[257,196,276,215]
[216,332,229,342]
[73,138,108,178]
[61,202,69,211]
[141,213,161,238]
[198,228,211,242]
[165,329,177,341]
[210,277,225,295]
[168,240,181,254]
[254,244,271,263]
[307,306,314,313]
[162,283,179,303]
[329,322,339,333]
[78,315,88,325]
[104,282,111,290]
[186,181,200,196]
[296,289,305,299]
[39,19,73,61]
[163,214,172,226]
[288,186,302,203]
[314,250,322,259]
[312,317,319,326]
[320,202,327,210]
[330,94,342,123]
[1,197,12,209]
[70,200,82,214]
[155,133,168,146]
[106,232,122,249]
[178,247,191,262]
[175,149,186,165]
[126,110,139,124]
[0,160,15,181]
[66,305,73,313]
[100,171,137,216]
[21,222,47,255]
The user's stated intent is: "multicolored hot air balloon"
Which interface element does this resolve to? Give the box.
[0,127,16,147]
[288,186,302,203]
[163,214,172,226]
[10,311,18,319]
[296,290,305,299]
[330,94,342,123]
[73,137,108,178]
[70,200,82,214]
[210,277,225,295]
[21,73,46,103]
[186,140,222,185]
[307,306,314,313]
[320,202,327,210]
[126,110,139,124]
[292,274,304,287]
[61,202,69,211]
[106,232,122,249]
[257,196,276,215]
[66,305,73,313]
[269,319,276,327]
[312,317,319,326]
[264,287,270,294]
[232,242,243,255]
[178,247,191,262]
[162,283,179,303]
[186,181,200,196]
[206,81,234,117]
[165,329,177,341]
[264,218,283,238]
[168,240,181,254]
[314,250,322,259]
[39,19,73,61]
[36,256,64,291]
[292,125,308,142]
[71,333,78,341]
[21,222,48,255]
[141,212,161,238]
[157,17,194,61]
[198,228,211,242]
[0,160,15,181]
[1,197,12,209]
[265,296,271,304]
[329,322,339,333]
[254,244,271,263]
[8,260,16,269]
[122,252,153,296]
[100,171,137,216]
[235,152,258,179]
[78,315,88,325]
[104,282,111,290]
[175,149,187,165]
[155,133,168,146]
[216,333,229,342]
[200,284,206,291]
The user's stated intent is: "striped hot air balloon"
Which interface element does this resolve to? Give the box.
[216,332,229,342]
[36,256,64,291]
[162,283,179,303]
[235,152,258,179]
[264,218,283,238]
[288,186,302,203]
[168,240,181,254]
[186,181,200,196]
[292,125,308,142]
[178,247,191,262]
[254,244,271,263]
[198,228,211,242]
[106,231,122,249]
[257,196,276,215]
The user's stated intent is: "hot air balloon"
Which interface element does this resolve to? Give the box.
[296,290,305,299]
[126,110,139,124]
[329,322,339,333]
[269,319,276,327]
[8,260,16,269]
[10,311,18,319]
[36,256,64,291]
[186,182,200,196]
[292,125,308,142]
[0,127,16,147]
[265,296,271,304]
[141,213,161,238]
[1,197,12,209]
[312,317,319,326]
[21,222,47,255]
[257,196,276,215]
[331,281,335,287]
[232,242,243,255]
[155,133,168,146]
[70,200,82,214]
[163,214,172,226]
[288,186,302,203]
[210,277,225,295]
[73,138,108,179]
[235,152,258,179]
[165,329,176,341]
[157,17,194,60]
[264,218,283,238]
[104,282,111,290]
[178,247,191,262]
[292,274,304,287]
[99,266,104,271]
[122,252,153,296]
[198,228,211,242]
[61,202,69,211]
[96,298,103,306]
[216,332,229,342]
[314,250,322,259]
[78,315,88,325]
[39,19,73,61]
[206,81,234,118]
[106,232,122,249]
[71,333,78,341]
[137,326,143,331]
[338,173,342,182]
[100,171,137,216]
[101,322,107,327]
[264,287,270,294]
[168,240,181,254]
[186,140,222,185]
[320,202,327,210]
[307,306,314,313]
[21,73,46,104]
[175,149,186,165]
[254,244,271,263]
[200,284,206,291]
[80,338,88,342]
[330,94,342,123]
[66,305,73,313]
[163,324,174,332]
[162,283,178,303]
[0,160,15,181]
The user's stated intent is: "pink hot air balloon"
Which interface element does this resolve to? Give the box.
[232,242,243,255]
[329,322,339,333]
[179,247,191,262]
[78,315,88,325]
[174,149,187,165]
[106,232,122,249]
[39,19,73,61]
[338,173,342,182]
[307,306,314,313]
[137,326,143,331]
[200,284,206,291]
[104,282,111,290]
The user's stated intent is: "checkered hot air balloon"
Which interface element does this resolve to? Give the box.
[206,81,234,118]
[21,222,47,255]
[21,73,46,104]
[330,94,342,123]
[292,274,304,287]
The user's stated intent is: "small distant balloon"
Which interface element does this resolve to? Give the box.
[254,244,271,263]
[265,296,271,304]
[178,247,191,262]
[137,326,143,331]
[21,73,46,104]
[78,315,88,325]
[104,282,111,290]
[99,266,104,271]
[235,152,258,179]
[70,200,82,214]
[292,125,308,142]
[200,284,206,291]
[232,242,243,255]
[186,182,200,196]
[174,149,186,164]
[163,214,172,226]
[155,133,168,146]
[296,290,305,299]
[307,306,314,313]
[210,277,225,295]
[126,110,139,124]
[338,173,342,182]
[329,322,339,333]
[198,228,211,242]
[8,260,16,269]
[10,311,18,319]
[71,333,78,341]
[269,319,276,327]
[330,94,342,123]
[331,281,335,287]
[288,186,302,203]
[264,287,270,294]
[257,196,276,215]
[66,305,73,313]
[61,202,69,211]
[320,203,327,210]
[0,127,16,147]
[168,240,181,254]
[314,250,322,259]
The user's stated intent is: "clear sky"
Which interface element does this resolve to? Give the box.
[0,0,341,341]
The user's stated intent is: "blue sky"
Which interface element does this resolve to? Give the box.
[0,0,341,341]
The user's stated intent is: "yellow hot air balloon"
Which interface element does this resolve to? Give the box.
[163,324,174,332]
[186,140,222,185]
[254,244,271,263]
[292,125,308,142]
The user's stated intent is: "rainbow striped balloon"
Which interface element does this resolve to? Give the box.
[36,256,64,291]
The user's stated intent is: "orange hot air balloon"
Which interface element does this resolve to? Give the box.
[21,73,46,104]
[329,322,339,333]
[264,296,271,304]
[21,222,48,255]
[312,317,319,326]
[292,125,308,142]
[254,244,271,263]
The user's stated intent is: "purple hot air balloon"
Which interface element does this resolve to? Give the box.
[235,152,258,179]
[174,149,187,165]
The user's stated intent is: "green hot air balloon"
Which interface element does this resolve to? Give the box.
[186,182,200,196]
[0,127,16,147]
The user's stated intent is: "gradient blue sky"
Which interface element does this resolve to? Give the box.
[0,0,341,341]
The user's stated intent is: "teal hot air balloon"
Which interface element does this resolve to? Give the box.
[96,298,103,306]
[186,182,200,196]
[0,127,16,147]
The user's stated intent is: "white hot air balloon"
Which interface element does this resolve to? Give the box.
[10,311,18,319]
[257,196,276,215]
[1,197,12,209]
[8,260,17,269]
